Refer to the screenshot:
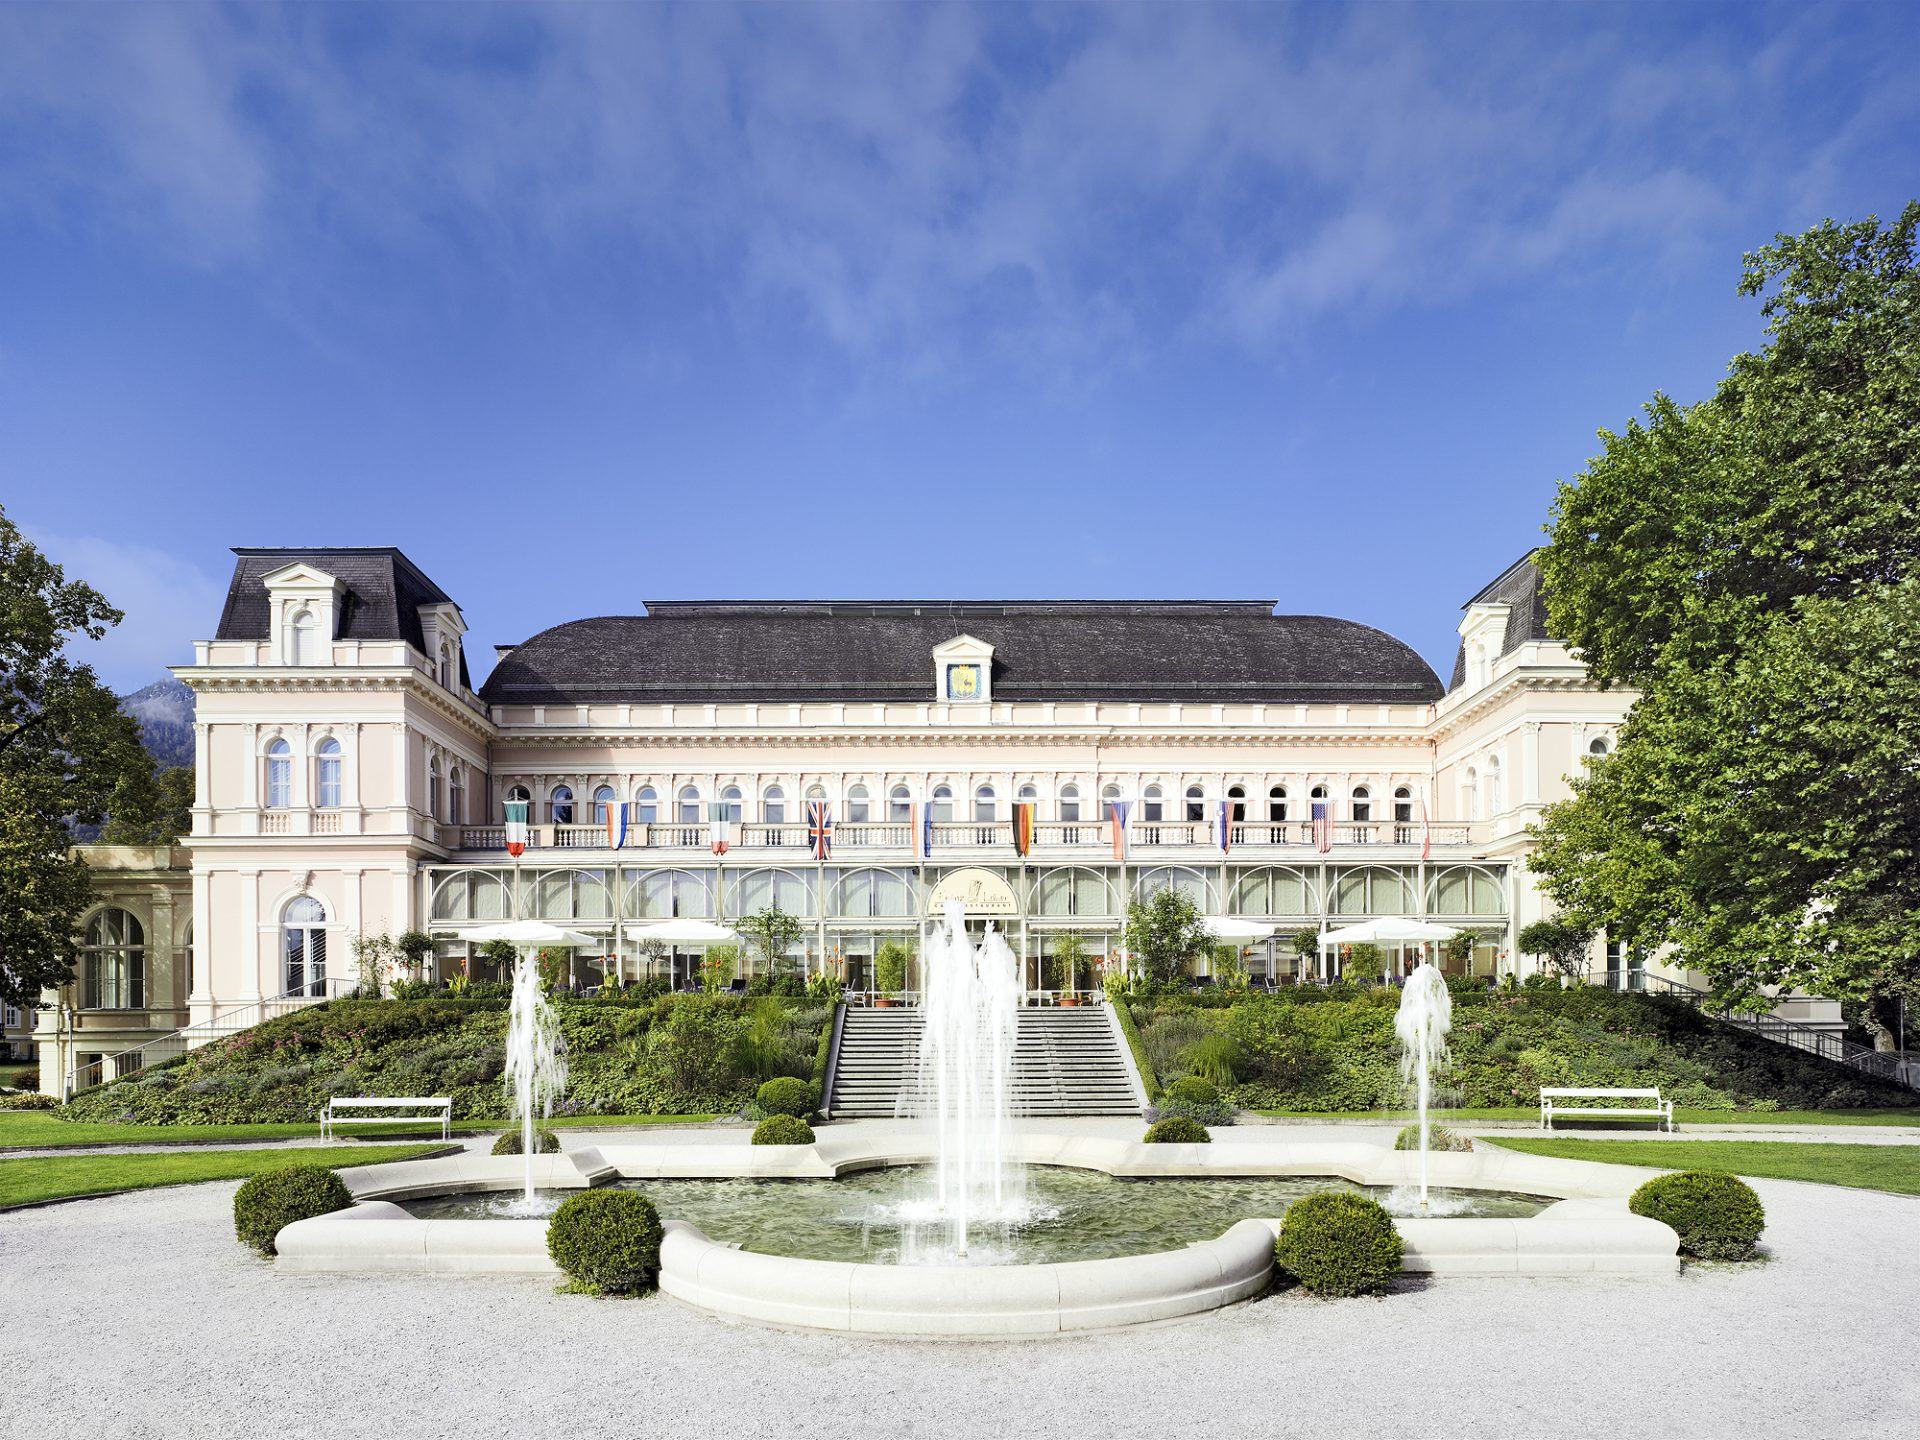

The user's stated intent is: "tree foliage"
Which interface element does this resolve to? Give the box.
[1517,918,1596,979]
[739,902,806,977]
[0,505,162,1010]
[1532,205,1920,1046]
[1123,885,1211,986]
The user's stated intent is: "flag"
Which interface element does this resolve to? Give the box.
[708,801,732,856]
[1419,794,1431,861]
[1012,801,1035,857]
[504,800,529,858]
[1216,799,1233,854]
[1109,798,1132,861]
[1312,800,1332,854]
[605,800,627,851]
[808,801,833,861]
[920,799,934,859]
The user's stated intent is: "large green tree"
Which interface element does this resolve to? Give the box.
[1532,205,1920,1047]
[1123,886,1212,986]
[0,506,164,1011]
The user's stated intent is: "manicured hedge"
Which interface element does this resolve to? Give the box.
[756,1077,815,1118]
[751,1114,815,1145]
[1275,1191,1403,1296]
[233,1164,352,1255]
[1629,1170,1766,1259]
[492,1126,560,1156]
[1143,1115,1210,1144]
[547,1189,664,1295]
[1164,1076,1220,1105]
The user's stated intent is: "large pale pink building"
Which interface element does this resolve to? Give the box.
[40,545,1687,1093]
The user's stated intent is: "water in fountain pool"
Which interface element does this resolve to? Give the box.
[400,1166,1548,1264]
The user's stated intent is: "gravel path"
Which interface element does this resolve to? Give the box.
[4,1172,1916,1439]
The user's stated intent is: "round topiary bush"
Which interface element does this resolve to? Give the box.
[752,1113,816,1145]
[756,1076,815,1118]
[547,1189,664,1295]
[233,1164,353,1256]
[1274,1191,1404,1297]
[1143,1115,1211,1144]
[492,1126,560,1156]
[1394,1123,1472,1153]
[1164,1076,1221,1106]
[1629,1170,1766,1260]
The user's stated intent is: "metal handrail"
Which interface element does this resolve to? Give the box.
[64,976,356,1098]
[1596,970,1919,1092]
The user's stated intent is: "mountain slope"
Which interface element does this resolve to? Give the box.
[120,677,195,769]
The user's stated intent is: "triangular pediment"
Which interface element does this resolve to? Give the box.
[261,562,343,592]
[933,633,994,660]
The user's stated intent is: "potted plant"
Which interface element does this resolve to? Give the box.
[874,940,909,1006]
[1053,933,1088,1004]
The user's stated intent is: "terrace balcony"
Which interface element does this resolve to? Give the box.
[445,817,1490,858]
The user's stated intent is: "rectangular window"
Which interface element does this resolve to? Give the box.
[317,759,341,809]
[267,758,291,809]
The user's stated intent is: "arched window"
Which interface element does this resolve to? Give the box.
[1268,785,1288,822]
[1462,768,1479,822]
[316,738,342,810]
[762,785,786,824]
[1058,784,1080,823]
[677,785,701,824]
[1351,786,1371,823]
[283,896,328,997]
[438,642,452,688]
[1589,735,1611,757]
[1101,783,1121,820]
[846,784,870,823]
[428,757,442,820]
[288,609,317,666]
[505,784,530,821]
[635,786,658,824]
[550,784,573,826]
[1486,756,1504,815]
[592,785,616,823]
[930,785,953,822]
[1143,785,1164,823]
[721,786,743,822]
[1393,786,1413,823]
[265,739,292,810]
[974,784,996,822]
[1037,868,1113,917]
[1017,783,1038,804]
[806,783,828,805]
[1185,784,1205,822]
[888,785,911,822]
[448,766,465,825]
[82,908,144,1010]
[1227,785,1246,822]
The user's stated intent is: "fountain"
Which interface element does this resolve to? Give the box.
[896,899,1028,1261]
[501,947,569,1213]
[1394,959,1452,1210]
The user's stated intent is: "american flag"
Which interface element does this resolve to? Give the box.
[1312,800,1332,854]
[808,801,833,861]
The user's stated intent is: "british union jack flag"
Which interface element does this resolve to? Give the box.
[808,800,833,861]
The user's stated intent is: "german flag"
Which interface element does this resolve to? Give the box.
[1012,801,1036,857]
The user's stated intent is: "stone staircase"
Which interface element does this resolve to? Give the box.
[827,1005,1144,1117]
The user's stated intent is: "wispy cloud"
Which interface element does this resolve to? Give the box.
[21,525,225,691]
[0,1,1911,377]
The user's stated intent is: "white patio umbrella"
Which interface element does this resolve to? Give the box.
[464,919,601,949]
[625,920,743,987]
[1200,916,1277,943]
[1318,918,1460,945]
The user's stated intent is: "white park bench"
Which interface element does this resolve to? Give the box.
[1540,1087,1674,1132]
[320,1095,452,1141]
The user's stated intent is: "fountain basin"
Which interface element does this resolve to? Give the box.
[274,1130,1681,1333]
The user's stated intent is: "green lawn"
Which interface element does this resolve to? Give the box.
[1250,1106,1920,1127]
[1485,1136,1920,1196]
[0,1143,446,1209]
[0,1111,717,1150]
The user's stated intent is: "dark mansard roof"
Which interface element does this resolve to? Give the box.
[214,548,472,688]
[1448,552,1556,690]
[480,600,1445,708]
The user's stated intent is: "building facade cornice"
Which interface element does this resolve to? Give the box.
[174,667,498,744]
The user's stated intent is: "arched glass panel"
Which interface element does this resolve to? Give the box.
[431,871,510,922]
[1231,867,1311,916]
[533,868,613,921]
[266,739,292,810]
[1351,786,1371,823]
[1227,785,1246,822]
[1268,785,1287,822]
[550,784,574,826]
[930,785,953,823]
[847,784,870,823]
[1143,785,1163,823]
[1184,785,1204,822]
[592,786,616,823]
[833,867,917,918]
[283,896,327,997]
[1589,736,1610,757]
[1137,866,1210,909]
[428,757,442,820]
[635,786,658,824]
[1393,787,1413,823]
[733,868,813,916]
[974,785,995,822]
[888,785,911,822]
[678,786,701,824]
[82,908,145,1009]
[288,609,317,665]
[316,738,342,809]
[721,786,743,822]
[1059,784,1080,823]
[447,767,464,824]
[624,869,716,919]
[1036,868,1111,917]
[1486,757,1504,814]
[1101,784,1121,821]
[762,786,785,824]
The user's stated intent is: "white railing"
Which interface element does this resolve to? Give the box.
[64,976,357,1098]
[450,818,1484,854]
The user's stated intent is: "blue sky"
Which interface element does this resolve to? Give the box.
[3,1,1917,691]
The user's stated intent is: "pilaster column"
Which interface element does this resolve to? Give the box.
[189,867,212,1011]
[1522,720,1541,806]
[239,868,262,1002]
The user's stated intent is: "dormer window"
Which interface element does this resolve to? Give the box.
[261,562,344,667]
[438,642,452,689]
[931,635,995,704]
[289,609,318,666]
